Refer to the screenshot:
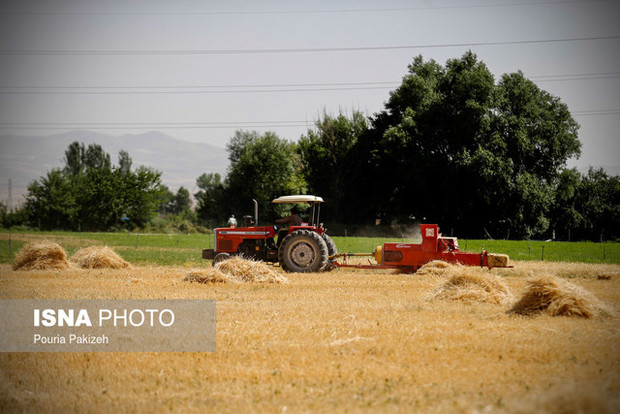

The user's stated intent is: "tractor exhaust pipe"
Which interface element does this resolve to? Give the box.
[253,199,258,226]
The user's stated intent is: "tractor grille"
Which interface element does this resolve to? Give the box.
[219,239,233,251]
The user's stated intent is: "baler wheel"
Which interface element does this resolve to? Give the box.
[279,230,328,273]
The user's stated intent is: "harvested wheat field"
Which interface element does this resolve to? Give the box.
[11,241,71,271]
[71,246,131,269]
[1,260,619,413]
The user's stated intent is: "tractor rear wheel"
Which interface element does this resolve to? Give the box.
[279,230,328,273]
[322,233,338,272]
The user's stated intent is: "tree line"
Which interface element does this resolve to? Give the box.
[194,52,619,241]
[2,142,164,231]
[1,52,618,240]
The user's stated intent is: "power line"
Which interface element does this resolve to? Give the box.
[530,72,620,82]
[0,122,311,130]
[1,73,617,95]
[2,109,619,130]
[0,121,308,126]
[0,81,399,90]
[530,73,620,82]
[1,35,618,56]
[572,109,620,116]
[0,1,602,16]
[0,125,309,130]
[0,85,398,95]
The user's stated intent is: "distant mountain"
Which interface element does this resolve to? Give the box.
[0,130,228,205]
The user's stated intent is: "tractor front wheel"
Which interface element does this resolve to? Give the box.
[279,230,328,273]
[212,252,231,265]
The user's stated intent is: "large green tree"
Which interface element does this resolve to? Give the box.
[225,130,301,222]
[160,186,192,216]
[194,130,303,226]
[359,53,497,229]
[360,52,580,238]
[25,169,78,229]
[575,168,619,241]
[486,71,581,238]
[195,173,227,227]
[549,168,584,240]
[297,111,369,223]
[548,168,620,241]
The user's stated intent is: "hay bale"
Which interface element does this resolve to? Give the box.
[509,274,608,318]
[430,267,513,305]
[416,260,453,277]
[183,268,234,284]
[488,253,509,268]
[183,256,288,284]
[215,256,289,283]
[12,241,71,271]
[71,246,131,269]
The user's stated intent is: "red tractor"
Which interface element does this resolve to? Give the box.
[202,195,338,273]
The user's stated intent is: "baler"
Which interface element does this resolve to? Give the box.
[333,224,510,272]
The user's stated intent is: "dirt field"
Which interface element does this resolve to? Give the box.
[1,261,619,413]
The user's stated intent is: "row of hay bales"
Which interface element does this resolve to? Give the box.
[12,241,131,271]
[184,257,611,318]
[12,240,287,284]
[419,260,611,319]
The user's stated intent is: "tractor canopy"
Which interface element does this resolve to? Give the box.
[273,195,324,227]
[272,195,324,204]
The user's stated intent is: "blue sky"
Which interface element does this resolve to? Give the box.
[1,0,619,173]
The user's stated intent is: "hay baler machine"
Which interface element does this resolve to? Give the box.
[202,195,338,273]
[332,224,511,272]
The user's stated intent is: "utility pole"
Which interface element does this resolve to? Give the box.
[8,178,12,212]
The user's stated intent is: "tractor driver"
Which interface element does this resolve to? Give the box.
[276,206,303,245]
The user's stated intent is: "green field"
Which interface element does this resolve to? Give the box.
[1,229,619,266]
[0,231,212,267]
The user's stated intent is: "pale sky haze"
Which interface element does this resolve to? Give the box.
[1,0,619,177]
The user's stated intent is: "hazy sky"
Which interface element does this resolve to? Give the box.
[1,0,619,173]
